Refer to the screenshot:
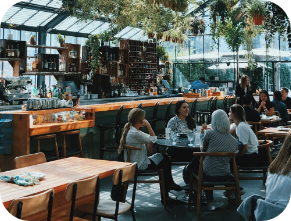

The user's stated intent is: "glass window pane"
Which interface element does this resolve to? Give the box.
[47,0,63,8]
[54,17,79,30]
[9,9,38,25]
[40,14,58,26]
[79,20,103,34]
[114,27,132,38]
[67,20,90,32]
[1,6,20,22]
[24,12,54,26]
[91,23,110,35]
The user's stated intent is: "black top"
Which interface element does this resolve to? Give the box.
[235,84,253,106]
[282,97,291,109]
[244,106,261,122]
[257,101,275,114]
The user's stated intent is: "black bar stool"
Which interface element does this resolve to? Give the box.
[147,101,160,133]
[190,98,198,122]
[97,105,124,159]
[196,97,213,125]
[164,101,174,126]
[137,103,142,108]
[223,95,229,114]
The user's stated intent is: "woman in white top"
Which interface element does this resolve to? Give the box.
[237,131,291,221]
[228,104,260,167]
[118,108,182,201]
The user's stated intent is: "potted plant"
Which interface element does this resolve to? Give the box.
[30,35,36,45]
[7,23,17,40]
[102,31,110,46]
[147,32,155,39]
[85,34,101,73]
[156,32,163,41]
[57,33,66,47]
[191,17,205,36]
[245,0,266,25]
[171,0,188,12]
[112,37,120,47]
[210,0,228,25]
[157,45,167,60]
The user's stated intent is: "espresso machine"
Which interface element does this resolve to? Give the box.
[0,77,32,103]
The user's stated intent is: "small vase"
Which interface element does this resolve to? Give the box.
[7,33,13,40]
[60,43,65,47]
[115,43,120,47]
[104,41,109,46]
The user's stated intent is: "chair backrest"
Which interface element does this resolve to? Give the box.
[112,163,137,218]
[165,101,173,123]
[152,101,160,119]
[9,189,54,220]
[223,96,228,110]
[257,140,273,165]
[124,144,142,162]
[211,96,218,112]
[64,175,99,221]
[190,98,198,117]
[14,152,46,169]
[116,105,124,126]
[206,97,213,111]
[137,103,142,108]
[247,121,262,138]
[273,111,280,117]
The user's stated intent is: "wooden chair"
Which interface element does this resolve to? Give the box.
[14,152,46,169]
[31,134,59,161]
[78,163,137,221]
[49,175,99,221]
[58,130,83,158]
[8,189,54,220]
[188,152,241,217]
[123,144,167,209]
[190,98,198,122]
[239,140,273,185]
[247,121,262,138]
[147,101,161,133]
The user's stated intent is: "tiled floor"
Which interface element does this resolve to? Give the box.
[79,165,267,221]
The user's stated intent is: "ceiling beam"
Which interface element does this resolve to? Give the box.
[44,11,71,31]
[13,2,60,13]
[49,29,89,38]
[1,22,38,32]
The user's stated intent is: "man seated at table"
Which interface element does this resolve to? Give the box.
[272,91,288,126]
[281,87,291,109]
[243,94,261,122]
[190,77,209,91]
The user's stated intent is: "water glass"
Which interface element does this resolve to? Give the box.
[195,132,201,146]
[187,131,194,147]
[171,132,178,145]
[262,112,266,119]
[165,128,171,139]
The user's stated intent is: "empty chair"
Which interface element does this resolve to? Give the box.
[196,97,213,124]
[147,101,160,132]
[137,103,142,108]
[50,175,99,221]
[8,189,54,220]
[78,163,137,221]
[223,96,229,114]
[189,98,198,121]
[14,152,46,169]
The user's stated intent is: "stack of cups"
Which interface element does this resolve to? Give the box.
[165,128,171,139]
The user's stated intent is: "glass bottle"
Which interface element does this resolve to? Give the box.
[62,57,66,71]
[48,58,52,70]
[53,58,57,70]
[7,45,10,57]
[44,59,48,71]
[10,45,14,57]
[16,44,20,58]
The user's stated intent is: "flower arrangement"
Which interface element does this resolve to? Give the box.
[191,17,205,36]
[85,34,101,73]
[57,33,66,45]
[30,35,36,45]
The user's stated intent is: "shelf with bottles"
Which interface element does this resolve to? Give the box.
[27,45,68,50]
[58,43,81,73]
[24,71,66,76]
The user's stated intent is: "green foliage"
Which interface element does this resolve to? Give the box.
[157,45,168,60]
[252,67,264,89]
[102,30,110,42]
[57,33,66,44]
[280,64,291,88]
[244,0,266,18]
[190,17,205,36]
[85,34,101,73]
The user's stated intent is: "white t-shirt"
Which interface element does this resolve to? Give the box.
[236,122,258,154]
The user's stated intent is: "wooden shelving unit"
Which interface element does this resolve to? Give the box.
[120,39,158,94]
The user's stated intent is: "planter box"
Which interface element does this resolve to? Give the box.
[212,92,224,96]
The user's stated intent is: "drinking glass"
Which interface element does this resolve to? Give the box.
[262,112,266,119]
[187,131,194,146]
[195,131,201,146]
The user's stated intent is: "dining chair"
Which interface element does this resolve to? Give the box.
[14,152,46,169]
[188,152,241,218]
[239,140,273,185]
[8,189,54,220]
[57,130,83,158]
[190,98,198,122]
[78,163,137,221]
[123,144,167,209]
[49,175,99,221]
[247,121,262,138]
[196,97,213,125]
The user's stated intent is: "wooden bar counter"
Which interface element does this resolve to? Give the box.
[0,95,233,172]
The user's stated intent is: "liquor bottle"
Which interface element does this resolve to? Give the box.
[48,86,52,98]
[7,45,10,57]
[44,59,48,71]
[16,44,20,58]
[44,84,47,98]
[48,58,52,70]
[73,63,77,72]
[53,58,57,70]
[33,84,37,97]
[32,58,36,71]
[10,45,14,57]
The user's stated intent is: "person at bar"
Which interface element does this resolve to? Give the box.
[281,87,291,109]
[118,108,182,202]
[256,90,274,116]
[167,100,207,162]
[243,94,261,122]
[235,75,254,106]
[272,91,288,125]
[190,77,209,91]
[237,130,291,221]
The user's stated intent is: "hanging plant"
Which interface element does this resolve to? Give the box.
[190,17,205,36]
[244,0,266,25]
[85,34,101,73]
[171,0,188,12]
[156,32,163,40]
[210,0,228,25]
[147,32,155,39]
[157,44,167,59]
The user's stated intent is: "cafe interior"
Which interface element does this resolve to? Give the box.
[0,0,291,220]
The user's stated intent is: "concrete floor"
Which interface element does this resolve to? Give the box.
[78,165,266,221]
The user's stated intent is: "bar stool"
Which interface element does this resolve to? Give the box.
[30,134,59,161]
[196,97,213,125]
[190,98,198,121]
[137,103,142,108]
[164,101,174,126]
[223,96,230,114]
[147,101,160,133]
[97,105,124,159]
[58,130,83,158]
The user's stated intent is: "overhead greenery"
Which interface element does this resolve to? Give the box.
[85,34,102,73]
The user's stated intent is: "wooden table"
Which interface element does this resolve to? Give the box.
[0,157,131,220]
[260,118,281,125]
[257,127,290,137]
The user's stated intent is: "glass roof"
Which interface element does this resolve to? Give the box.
[1,0,206,39]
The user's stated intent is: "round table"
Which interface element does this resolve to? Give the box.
[156,137,201,151]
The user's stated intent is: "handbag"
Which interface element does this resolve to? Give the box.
[110,183,125,202]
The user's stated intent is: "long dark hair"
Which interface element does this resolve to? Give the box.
[258,90,271,106]
[230,104,246,124]
[175,100,196,130]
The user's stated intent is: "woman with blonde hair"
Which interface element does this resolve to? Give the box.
[235,75,253,106]
[237,131,291,220]
[118,108,182,201]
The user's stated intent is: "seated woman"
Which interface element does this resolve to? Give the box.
[184,110,238,205]
[237,131,291,221]
[118,108,182,202]
[167,100,207,162]
[256,90,274,116]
